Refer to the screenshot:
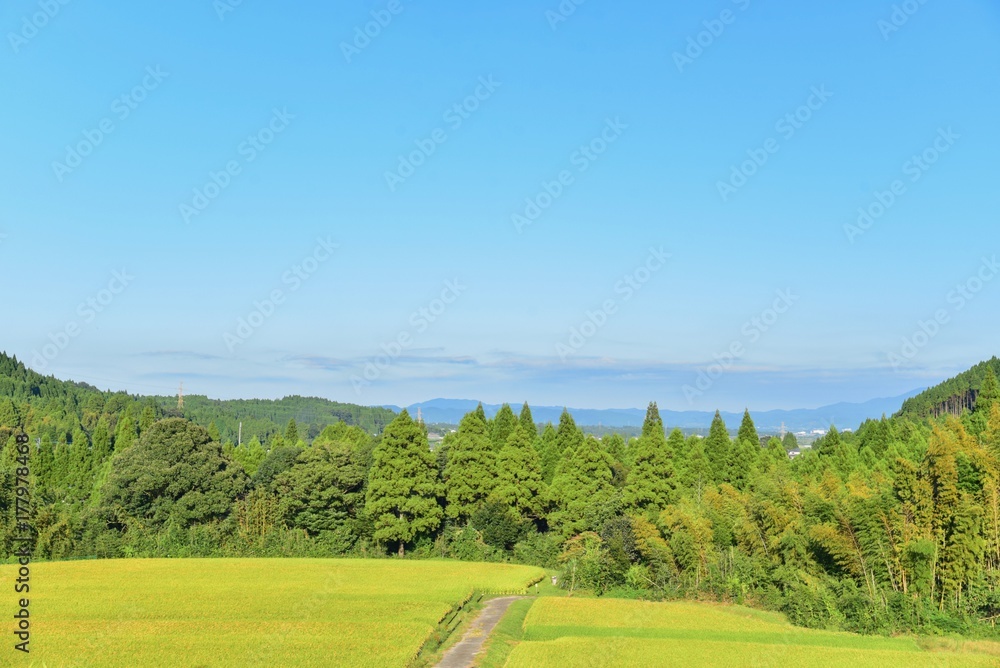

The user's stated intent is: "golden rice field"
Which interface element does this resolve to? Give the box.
[0,558,544,668]
[502,598,1000,668]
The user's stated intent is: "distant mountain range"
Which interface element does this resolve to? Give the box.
[384,391,924,433]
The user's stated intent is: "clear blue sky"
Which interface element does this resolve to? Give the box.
[1,0,998,411]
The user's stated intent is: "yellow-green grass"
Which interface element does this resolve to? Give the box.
[0,558,544,668]
[506,598,1000,667]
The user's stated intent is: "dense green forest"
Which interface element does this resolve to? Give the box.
[897,356,1000,419]
[4,353,1000,639]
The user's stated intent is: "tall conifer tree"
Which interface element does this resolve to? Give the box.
[443,408,496,521]
[366,410,443,557]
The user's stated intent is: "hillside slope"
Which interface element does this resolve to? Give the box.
[896,357,1000,419]
[0,352,395,444]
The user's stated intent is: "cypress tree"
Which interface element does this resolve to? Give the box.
[492,424,544,520]
[703,411,730,482]
[114,412,137,451]
[365,410,443,557]
[623,402,676,513]
[764,437,788,468]
[604,433,626,464]
[538,423,560,483]
[285,418,299,445]
[37,434,54,484]
[978,367,999,414]
[555,409,584,458]
[549,435,615,538]
[681,438,713,498]
[737,409,759,445]
[729,409,760,488]
[92,417,112,462]
[139,404,156,433]
[815,425,841,457]
[53,440,70,486]
[518,402,537,440]
[0,397,20,429]
[667,428,687,462]
[490,404,517,450]
[443,407,496,521]
[70,427,91,486]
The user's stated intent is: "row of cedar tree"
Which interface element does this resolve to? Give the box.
[2,353,1000,636]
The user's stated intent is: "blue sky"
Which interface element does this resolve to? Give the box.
[1,0,998,411]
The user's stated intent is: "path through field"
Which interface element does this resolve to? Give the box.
[435,596,525,668]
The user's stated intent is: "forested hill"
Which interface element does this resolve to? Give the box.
[896,357,1000,419]
[147,394,396,442]
[0,352,395,446]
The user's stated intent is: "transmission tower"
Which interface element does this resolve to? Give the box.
[178,381,184,410]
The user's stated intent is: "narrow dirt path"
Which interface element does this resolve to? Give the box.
[434,596,525,668]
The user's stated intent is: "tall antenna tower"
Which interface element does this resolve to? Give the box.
[178,381,185,410]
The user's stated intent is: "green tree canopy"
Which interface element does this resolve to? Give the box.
[253,445,305,488]
[737,409,759,445]
[443,408,496,521]
[978,367,999,414]
[284,418,299,445]
[538,423,560,483]
[491,424,545,520]
[490,403,517,450]
[782,431,799,452]
[549,435,615,538]
[623,402,676,513]
[704,411,730,482]
[101,418,249,528]
[518,402,538,440]
[365,410,442,556]
[273,442,364,538]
